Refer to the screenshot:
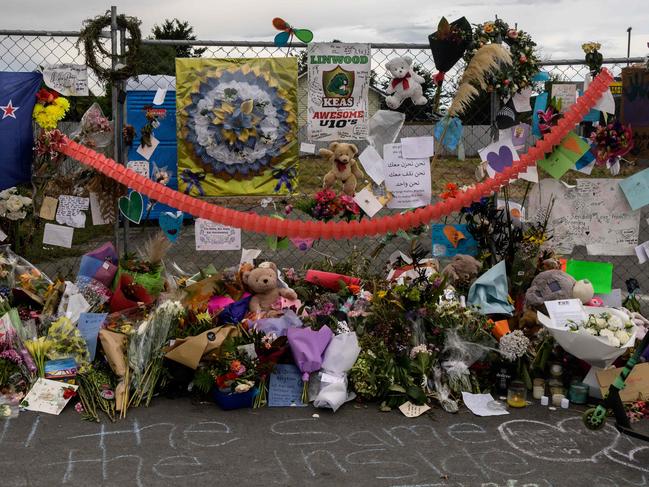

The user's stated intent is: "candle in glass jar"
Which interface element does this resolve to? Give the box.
[532,378,545,400]
[507,381,527,408]
[552,393,565,407]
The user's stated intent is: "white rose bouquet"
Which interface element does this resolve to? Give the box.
[569,312,634,348]
[0,188,32,221]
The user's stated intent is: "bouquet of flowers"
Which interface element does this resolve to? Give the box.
[311,331,361,412]
[71,102,112,148]
[589,121,634,167]
[582,42,604,76]
[568,311,635,348]
[46,316,90,366]
[116,233,171,298]
[127,300,184,408]
[32,88,70,130]
[295,189,361,222]
[540,306,637,368]
[0,245,52,300]
[287,325,333,403]
[211,348,257,394]
[0,188,32,221]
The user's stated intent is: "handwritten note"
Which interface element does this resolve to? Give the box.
[126,161,150,179]
[528,179,640,255]
[55,195,89,228]
[42,64,89,96]
[43,223,74,248]
[78,313,107,361]
[39,196,58,220]
[512,87,533,113]
[398,401,431,418]
[268,364,306,407]
[383,143,431,209]
[195,218,241,251]
[551,83,577,113]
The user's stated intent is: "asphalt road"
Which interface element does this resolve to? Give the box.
[1,398,648,487]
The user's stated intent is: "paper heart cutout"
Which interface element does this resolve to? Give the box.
[498,417,619,463]
[443,225,465,248]
[118,191,144,224]
[562,135,583,154]
[159,211,183,242]
[487,145,515,173]
[290,237,315,251]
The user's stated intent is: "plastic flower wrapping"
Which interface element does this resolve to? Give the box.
[311,331,361,412]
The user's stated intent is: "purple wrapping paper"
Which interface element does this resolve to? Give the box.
[287,325,333,381]
[253,310,302,337]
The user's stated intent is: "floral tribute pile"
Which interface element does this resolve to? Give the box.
[0,184,647,421]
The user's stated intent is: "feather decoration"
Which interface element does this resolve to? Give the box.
[448,44,512,117]
[140,231,173,265]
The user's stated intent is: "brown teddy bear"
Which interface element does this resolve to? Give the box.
[442,255,482,288]
[319,142,364,196]
[243,262,298,312]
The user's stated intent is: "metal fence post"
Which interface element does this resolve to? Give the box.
[119,23,129,255]
[110,7,121,255]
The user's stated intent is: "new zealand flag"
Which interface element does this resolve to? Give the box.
[0,72,42,190]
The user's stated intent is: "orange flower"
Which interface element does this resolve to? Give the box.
[440,183,460,200]
[348,284,361,295]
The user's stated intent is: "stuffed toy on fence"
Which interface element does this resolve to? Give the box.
[319,142,364,196]
[385,56,428,109]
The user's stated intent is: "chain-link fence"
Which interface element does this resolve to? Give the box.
[1,26,648,311]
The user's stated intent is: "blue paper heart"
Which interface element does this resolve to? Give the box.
[159,211,183,242]
[487,145,514,173]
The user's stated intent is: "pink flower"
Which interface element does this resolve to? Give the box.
[507,29,519,40]
[74,402,84,414]
[519,55,527,63]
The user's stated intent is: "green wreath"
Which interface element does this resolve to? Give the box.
[463,18,540,100]
[77,11,142,83]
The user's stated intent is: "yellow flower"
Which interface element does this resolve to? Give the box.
[483,22,495,34]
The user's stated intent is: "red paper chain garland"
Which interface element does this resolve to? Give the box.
[58,69,613,240]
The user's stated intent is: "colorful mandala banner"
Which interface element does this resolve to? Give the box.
[176,58,298,196]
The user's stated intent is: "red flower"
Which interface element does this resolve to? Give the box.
[440,183,459,200]
[36,88,59,105]
[62,387,77,400]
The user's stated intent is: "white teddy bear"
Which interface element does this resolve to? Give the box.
[384,56,428,109]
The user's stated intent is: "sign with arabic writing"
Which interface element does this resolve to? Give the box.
[383,143,431,209]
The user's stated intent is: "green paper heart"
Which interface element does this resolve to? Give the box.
[119,191,144,224]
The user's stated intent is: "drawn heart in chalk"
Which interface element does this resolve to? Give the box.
[443,225,465,248]
[159,211,183,242]
[486,145,515,173]
[497,417,619,463]
[118,191,144,224]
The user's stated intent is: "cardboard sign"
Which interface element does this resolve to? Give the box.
[597,363,649,402]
